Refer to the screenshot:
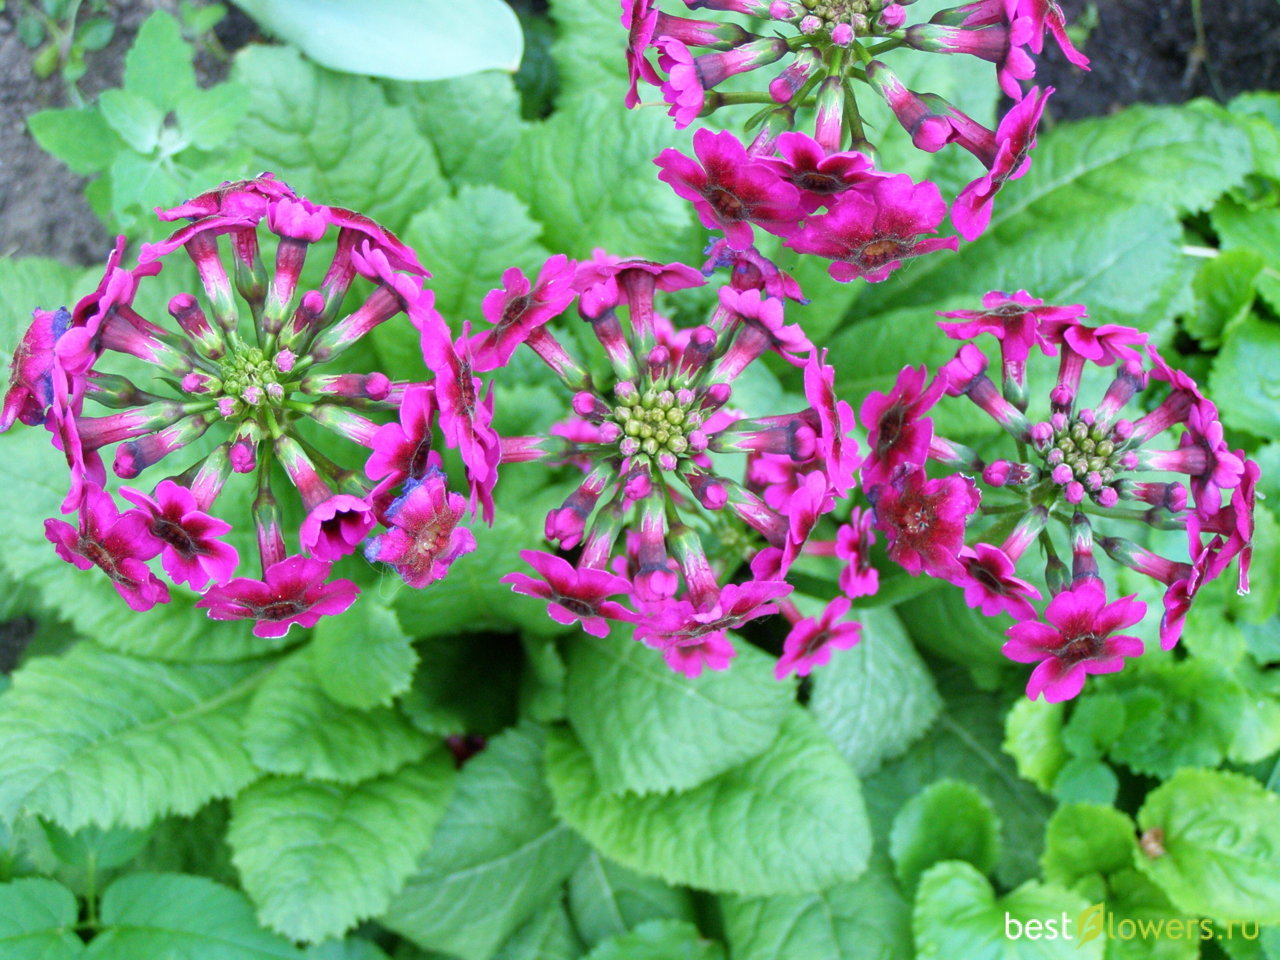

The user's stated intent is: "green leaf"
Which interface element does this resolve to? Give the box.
[566,631,793,796]
[383,724,589,960]
[546,710,871,896]
[1051,757,1119,806]
[1188,249,1265,347]
[230,46,446,233]
[398,632,522,737]
[890,780,1001,892]
[549,0,631,103]
[243,653,428,783]
[809,606,941,777]
[1103,869,1201,960]
[583,920,723,960]
[1039,804,1137,888]
[26,108,123,175]
[85,873,302,959]
[232,0,522,80]
[97,89,164,153]
[913,861,1101,960]
[864,672,1053,888]
[1210,316,1280,438]
[720,853,912,960]
[123,12,197,111]
[305,940,391,960]
[894,588,1012,681]
[499,95,696,262]
[1213,198,1280,312]
[0,878,83,960]
[176,83,251,151]
[495,903,582,960]
[1135,768,1280,924]
[310,599,417,709]
[384,72,525,185]
[1001,699,1067,793]
[228,752,456,943]
[0,643,263,830]
[40,821,152,871]
[398,185,548,323]
[569,852,696,949]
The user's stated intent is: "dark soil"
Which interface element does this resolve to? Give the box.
[1039,0,1280,120]
[1,0,1278,268]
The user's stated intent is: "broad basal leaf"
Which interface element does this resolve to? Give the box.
[569,852,696,949]
[1136,768,1280,924]
[84,873,302,959]
[382,723,588,960]
[310,599,417,710]
[242,653,428,783]
[228,752,456,943]
[495,904,582,960]
[0,878,83,960]
[890,780,1001,891]
[583,920,722,960]
[566,631,793,795]
[546,710,871,896]
[809,606,941,777]
[1039,803,1137,889]
[0,643,263,830]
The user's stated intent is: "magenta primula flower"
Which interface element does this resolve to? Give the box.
[493,249,851,672]
[655,128,807,250]
[471,255,577,373]
[774,595,862,679]
[1003,580,1144,702]
[502,549,637,637]
[785,174,959,282]
[8,175,488,636]
[860,364,948,488]
[197,555,358,639]
[862,289,1257,690]
[869,467,980,580]
[364,473,477,588]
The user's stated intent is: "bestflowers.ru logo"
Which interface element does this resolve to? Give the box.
[1005,904,1262,945]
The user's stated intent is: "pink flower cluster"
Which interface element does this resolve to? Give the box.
[860,290,1256,701]
[630,0,1090,274]
[488,249,866,677]
[4,176,494,637]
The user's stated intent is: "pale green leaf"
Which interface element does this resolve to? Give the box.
[890,780,1001,891]
[495,904,582,960]
[809,606,941,777]
[310,600,417,709]
[27,108,124,175]
[176,83,251,151]
[566,631,793,795]
[1039,804,1137,888]
[569,852,695,949]
[242,653,428,783]
[123,12,197,110]
[97,89,164,153]
[583,920,722,960]
[85,873,302,959]
[0,878,83,960]
[546,710,871,896]
[232,0,522,80]
[0,643,263,830]
[1135,768,1280,924]
[1001,699,1067,793]
[383,724,589,960]
[230,46,446,232]
[228,752,456,943]
[1210,316,1280,438]
[549,0,630,102]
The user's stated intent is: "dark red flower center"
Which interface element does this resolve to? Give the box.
[153,518,199,559]
[795,171,843,194]
[857,237,910,266]
[706,187,746,221]
[261,599,306,620]
[875,404,906,457]
[1061,632,1104,663]
[79,536,125,581]
[555,593,599,618]
[500,294,532,329]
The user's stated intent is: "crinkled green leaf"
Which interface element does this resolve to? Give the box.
[546,710,871,896]
[230,46,446,232]
[40,821,152,871]
[97,89,164,153]
[864,671,1053,887]
[720,853,911,960]
[499,95,695,262]
[26,108,124,175]
[383,73,525,185]
[566,631,793,795]
[85,873,302,959]
[1136,768,1280,924]
[123,12,197,111]
[1039,804,1137,888]
[0,878,83,960]
[569,852,696,949]
[1052,757,1120,806]
[1188,249,1265,347]
[383,724,589,960]
[0,643,263,830]
[228,752,456,943]
[305,940,391,960]
[549,0,630,102]
[176,83,251,151]
[809,606,941,777]
[232,0,522,81]
[890,780,1001,892]
[895,587,1013,680]
[583,920,722,960]
[397,185,548,323]
[1002,699,1067,793]
[310,599,417,709]
[242,653,428,783]
[495,904,582,960]
[1103,869,1200,960]
[912,861,1101,960]
[1213,198,1280,313]
[1210,315,1280,438]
